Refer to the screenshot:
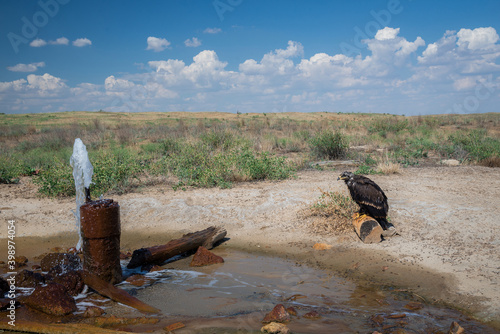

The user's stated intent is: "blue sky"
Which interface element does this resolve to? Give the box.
[1,0,499,115]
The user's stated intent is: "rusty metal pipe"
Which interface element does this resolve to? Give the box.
[80,199,122,284]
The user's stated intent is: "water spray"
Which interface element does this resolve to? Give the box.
[70,138,94,252]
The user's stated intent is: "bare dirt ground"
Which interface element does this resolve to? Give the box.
[1,166,499,327]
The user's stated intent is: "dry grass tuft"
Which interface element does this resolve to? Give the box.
[301,189,358,235]
[376,161,401,174]
[479,156,500,168]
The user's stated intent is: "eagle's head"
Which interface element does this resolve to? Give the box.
[337,171,354,182]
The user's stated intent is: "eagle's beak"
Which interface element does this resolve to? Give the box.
[337,176,341,181]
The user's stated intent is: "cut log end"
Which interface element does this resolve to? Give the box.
[202,226,227,249]
[352,214,383,243]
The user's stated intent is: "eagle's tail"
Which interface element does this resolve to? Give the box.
[376,217,391,230]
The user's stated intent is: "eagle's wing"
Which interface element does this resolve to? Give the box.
[350,176,388,215]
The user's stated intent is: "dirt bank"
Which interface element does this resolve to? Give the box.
[1,166,499,327]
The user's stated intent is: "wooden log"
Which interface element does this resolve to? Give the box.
[352,213,383,243]
[127,226,227,269]
[82,271,160,314]
[0,320,132,334]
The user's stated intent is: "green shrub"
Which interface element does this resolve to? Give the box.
[449,129,500,162]
[200,129,235,151]
[33,160,74,197]
[237,149,294,181]
[19,147,72,175]
[355,164,378,175]
[309,130,348,160]
[167,144,294,190]
[160,138,182,155]
[368,117,409,137]
[90,147,141,196]
[0,156,21,184]
[33,147,140,197]
[167,142,234,189]
[355,155,378,174]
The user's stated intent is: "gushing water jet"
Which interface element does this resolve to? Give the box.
[70,138,122,284]
[70,138,93,252]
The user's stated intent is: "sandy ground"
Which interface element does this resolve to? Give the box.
[1,166,499,327]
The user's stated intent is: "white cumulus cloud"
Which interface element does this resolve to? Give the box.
[50,37,69,45]
[240,40,304,75]
[146,36,170,52]
[73,38,92,47]
[185,37,201,47]
[26,73,67,96]
[2,26,500,115]
[7,62,46,72]
[104,75,135,92]
[30,39,47,47]
[457,27,499,50]
[375,27,400,40]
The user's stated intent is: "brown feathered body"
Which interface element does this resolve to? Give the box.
[338,171,389,229]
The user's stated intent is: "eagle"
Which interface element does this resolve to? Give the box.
[337,171,396,236]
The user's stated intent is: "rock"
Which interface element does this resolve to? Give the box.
[303,310,321,319]
[164,321,186,331]
[285,306,297,316]
[313,243,332,250]
[52,271,85,296]
[40,253,81,272]
[148,265,163,272]
[388,329,408,334]
[83,306,105,318]
[440,159,460,166]
[261,322,291,334]
[262,304,291,324]
[449,321,465,334]
[125,274,151,287]
[190,246,224,267]
[404,301,423,311]
[15,270,45,288]
[14,255,28,268]
[23,282,77,316]
[370,314,384,326]
[120,251,132,260]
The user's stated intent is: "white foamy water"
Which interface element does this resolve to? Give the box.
[70,138,94,251]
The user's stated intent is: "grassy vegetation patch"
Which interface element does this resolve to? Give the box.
[1,112,499,197]
[309,130,348,160]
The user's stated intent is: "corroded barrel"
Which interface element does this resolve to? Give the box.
[80,199,122,284]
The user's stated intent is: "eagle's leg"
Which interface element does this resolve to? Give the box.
[357,208,369,219]
[377,218,389,230]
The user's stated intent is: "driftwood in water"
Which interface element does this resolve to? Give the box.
[352,213,383,243]
[127,226,227,269]
[82,271,160,314]
[0,321,131,334]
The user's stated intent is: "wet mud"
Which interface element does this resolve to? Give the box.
[1,237,498,333]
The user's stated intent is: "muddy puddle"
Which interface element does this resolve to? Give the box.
[107,247,494,333]
[1,241,498,333]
